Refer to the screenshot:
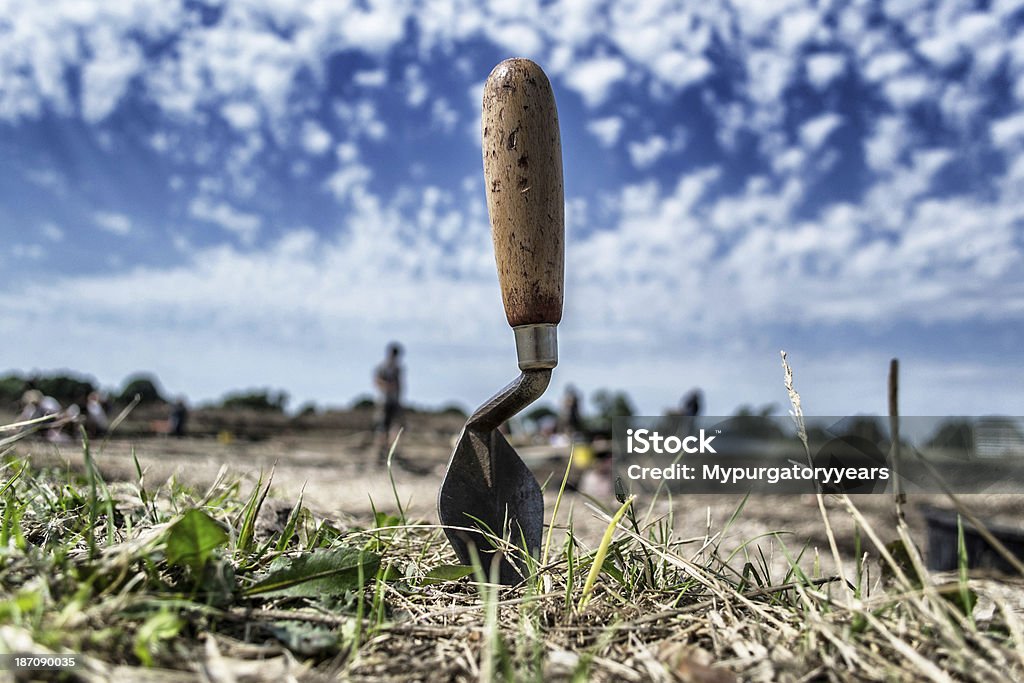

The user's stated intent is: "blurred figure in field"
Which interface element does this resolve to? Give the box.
[559,385,584,438]
[168,397,188,437]
[666,388,704,439]
[18,389,45,423]
[85,391,110,436]
[373,342,404,465]
[681,388,703,417]
[19,389,74,442]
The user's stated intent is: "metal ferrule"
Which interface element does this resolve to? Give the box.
[513,323,558,371]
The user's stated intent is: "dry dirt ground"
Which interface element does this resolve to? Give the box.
[19,422,1024,579]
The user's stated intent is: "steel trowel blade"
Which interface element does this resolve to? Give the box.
[438,426,544,585]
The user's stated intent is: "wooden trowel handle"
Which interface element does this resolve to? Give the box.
[482,58,564,328]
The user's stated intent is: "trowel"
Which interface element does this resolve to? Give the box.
[438,58,564,585]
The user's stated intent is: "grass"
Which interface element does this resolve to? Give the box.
[1,377,1024,680]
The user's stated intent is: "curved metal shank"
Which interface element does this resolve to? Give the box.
[465,369,552,433]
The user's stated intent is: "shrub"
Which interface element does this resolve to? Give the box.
[221,389,289,412]
[118,374,166,405]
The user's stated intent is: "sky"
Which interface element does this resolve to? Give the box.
[1,0,1022,417]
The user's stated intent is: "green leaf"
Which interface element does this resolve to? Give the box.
[374,512,402,529]
[166,509,229,573]
[266,621,340,657]
[243,548,380,597]
[421,564,475,585]
[133,610,184,667]
[237,469,273,553]
[0,590,42,621]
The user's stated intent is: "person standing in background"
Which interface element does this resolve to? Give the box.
[559,385,584,437]
[168,397,188,437]
[373,342,404,466]
[85,391,110,436]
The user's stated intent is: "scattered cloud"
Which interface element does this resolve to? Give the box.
[863,51,912,83]
[324,163,372,203]
[404,65,429,107]
[883,76,935,109]
[353,69,387,88]
[628,135,669,169]
[80,25,142,123]
[430,98,458,133]
[586,116,624,147]
[486,22,544,57]
[188,198,261,243]
[221,102,262,132]
[300,120,332,156]
[1,0,1022,414]
[93,211,132,236]
[777,9,821,53]
[991,112,1024,148]
[651,51,713,90]
[41,223,64,242]
[12,244,44,260]
[805,53,845,90]
[334,100,387,141]
[563,56,628,108]
[799,113,842,151]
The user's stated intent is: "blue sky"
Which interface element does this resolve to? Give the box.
[1,0,1023,416]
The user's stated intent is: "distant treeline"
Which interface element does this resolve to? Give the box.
[0,372,291,414]
[0,372,168,411]
[1,370,315,413]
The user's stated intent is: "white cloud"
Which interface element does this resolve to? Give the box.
[805,53,845,89]
[727,0,802,41]
[563,56,628,108]
[25,169,67,194]
[746,49,793,105]
[864,116,911,172]
[883,75,935,108]
[628,135,669,169]
[80,26,142,122]
[486,22,544,56]
[651,51,713,90]
[334,3,407,54]
[404,64,429,107]
[863,51,911,82]
[300,120,332,155]
[353,69,387,88]
[324,163,372,202]
[917,35,962,68]
[544,0,604,49]
[188,198,261,243]
[431,97,458,133]
[335,142,359,163]
[221,102,261,131]
[586,116,624,147]
[799,113,842,150]
[41,223,64,242]
[953,12,1001,49]
[94,211,132,235]
[334,99,387,140]
[991,112,1024,148]
[12,244,44,260]
[939,82,985,129]
[778,9,821,53]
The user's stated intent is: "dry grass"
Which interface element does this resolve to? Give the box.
[2,362,1024,682]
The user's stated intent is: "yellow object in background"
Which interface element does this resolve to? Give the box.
[217,430,235,445]
[571,443,594,469]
